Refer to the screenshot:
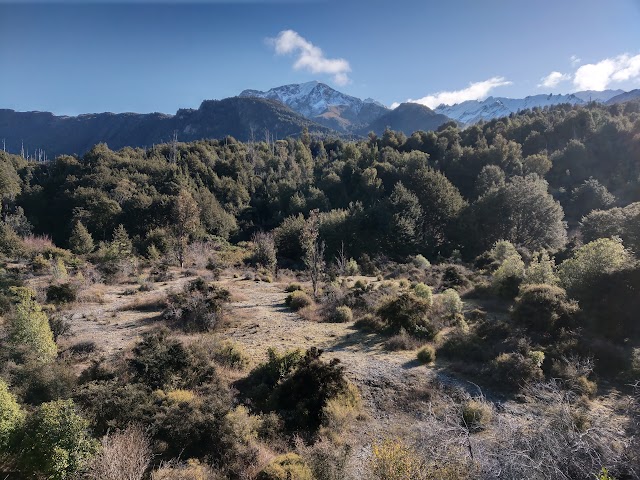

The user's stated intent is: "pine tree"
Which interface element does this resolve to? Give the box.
[110,224,132,259]
[69,221,94,255]
[8,287,57,362]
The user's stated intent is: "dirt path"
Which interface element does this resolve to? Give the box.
[218,276,459,441]
[54,274,197,358]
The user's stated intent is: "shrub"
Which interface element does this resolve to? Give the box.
[354,314,385,332]
[385,330,421,351]
[285,290,313,311]
[330,305,353,323]
[512,284,578,333]
[412,282,433,307]
[250,231,277,271]
[377,293,435,338]
[86,425,151,480]
[48,314,72,342]
[461,399,493,431]
[490,353,544,391]
[321,382,362,433]
[18,399,98,480]
[345,258,359,276]
[523,250,559,286]
[412,254,431,269]
[417,345,436,364]
[440,288,463,317]
[369,439,423,480]
[285,283,303,293]
[0,379,24,451]
[207,339,249,369]
[492,253,525,298]
[164,279,230,332]
[257,453,313,480]
[152,459,220,480]
[129,329,218,390]
[46,283,77,304]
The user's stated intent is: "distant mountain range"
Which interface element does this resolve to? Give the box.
[433,90,624,125]
[1,83,637,157]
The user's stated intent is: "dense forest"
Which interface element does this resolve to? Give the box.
[0,100,639,479]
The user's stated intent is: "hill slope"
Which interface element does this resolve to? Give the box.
[360,102,451,136]
[0,97,331,157]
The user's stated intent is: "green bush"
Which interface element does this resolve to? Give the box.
[417,345,436,364]
[18,399,98,480]
[8,287,57,362]
[46,283,77,304]
[557,238,631,296]
[377,293,435,338]
[512,284,578,333]
[285,290,313,311]
[257,453,313,480]
[0,379,24,451]
[440,288,463,317]
[412,282,433,307]
[412,254,431,269]
[331,305,353,323]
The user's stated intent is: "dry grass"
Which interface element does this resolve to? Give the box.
[77,284,107,304]
[119,293,166,312]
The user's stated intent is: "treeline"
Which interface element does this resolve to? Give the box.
[0,100,639,264]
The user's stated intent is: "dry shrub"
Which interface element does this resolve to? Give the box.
[461,399,493,432]
[285,290,314,311]
[87,425,151,480]
[77,283,107,304]
[321,382,362,434]
[417,345,436,364]
[297,305,321,322]
[257,453,313,480]
[120,293,167,312]
[152,459,222,480]
[295,436,351,480]
[369,439,424,480]
[385,330,422,351]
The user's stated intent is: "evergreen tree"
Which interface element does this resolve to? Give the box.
[0,379,24,452]
[110,224,132,259]
[68,221,94,255]
[8,287,57,362]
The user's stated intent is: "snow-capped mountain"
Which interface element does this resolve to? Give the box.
[433,94,586,125]
[239,81,390,132]
[572,89,625,102]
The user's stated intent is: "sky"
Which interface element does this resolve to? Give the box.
[1,0,639,115]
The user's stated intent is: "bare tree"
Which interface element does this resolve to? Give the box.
[303,209,325,298]
[87,425,152,480]
[335,241,348,277]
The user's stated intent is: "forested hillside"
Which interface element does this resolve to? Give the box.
[1,100,639,480]
[6,100,639,257]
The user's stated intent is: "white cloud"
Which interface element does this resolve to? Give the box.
[401,77,512,109]
[267,30,351,86]
[390,102,400,109]
[570,55,581,66]
[538,71,571,89]
[573,53,640,90]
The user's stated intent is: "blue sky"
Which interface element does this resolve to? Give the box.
[1,0,639,115]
